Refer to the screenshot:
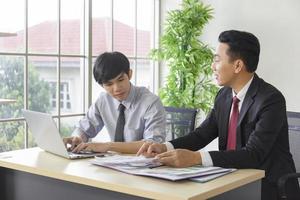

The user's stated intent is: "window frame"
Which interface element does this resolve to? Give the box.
[0,0,160,151]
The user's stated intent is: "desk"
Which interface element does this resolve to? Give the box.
[0,148,264,200]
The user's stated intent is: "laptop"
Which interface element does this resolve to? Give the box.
[23,109,105,159]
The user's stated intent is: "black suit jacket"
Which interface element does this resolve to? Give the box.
[170,74,297,195]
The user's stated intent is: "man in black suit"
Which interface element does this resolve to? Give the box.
[137,30,300,200]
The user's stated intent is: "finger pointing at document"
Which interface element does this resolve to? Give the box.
[136,142,167,157]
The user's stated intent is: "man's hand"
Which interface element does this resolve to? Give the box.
[72,142,110,153]
[63,136,83,151]
[136,142,167,157]
[155,149,202,168]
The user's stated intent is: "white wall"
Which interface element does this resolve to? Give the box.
[201,0,300,112]
[159,0,182,84]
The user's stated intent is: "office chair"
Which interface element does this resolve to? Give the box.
[277,111,300,200]
[164,106,197,140]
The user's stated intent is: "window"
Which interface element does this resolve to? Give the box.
[0,0,159,152]
[49,82,71,111]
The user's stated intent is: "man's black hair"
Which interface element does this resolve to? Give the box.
[93,51,130,84]
[218,30,260,72]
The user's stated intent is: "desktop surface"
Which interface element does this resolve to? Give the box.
[0,147,265,200]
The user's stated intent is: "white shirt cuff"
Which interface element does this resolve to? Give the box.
[164,142,175,151]
[199,151,213,167]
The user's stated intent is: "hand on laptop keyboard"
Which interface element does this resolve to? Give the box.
[63,136,83,151]
[72,142,110,154]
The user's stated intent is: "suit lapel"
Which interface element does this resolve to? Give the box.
[238,94,254,125]
[236,74,260,148]
[238,74,259,125]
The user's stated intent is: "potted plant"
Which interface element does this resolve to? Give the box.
[151,0,218,114]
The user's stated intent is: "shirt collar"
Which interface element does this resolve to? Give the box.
[232,75,254,102]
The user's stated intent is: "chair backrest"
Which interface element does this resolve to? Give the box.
[164,106,198,140]
[287,111,300,172]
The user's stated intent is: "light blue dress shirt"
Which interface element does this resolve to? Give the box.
[74,84,166,143]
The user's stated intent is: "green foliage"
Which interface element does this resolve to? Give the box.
[0,56,51,152]
[0,57,51,117]
[151,0,218,113]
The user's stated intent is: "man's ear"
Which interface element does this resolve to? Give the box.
[234,59,244,73]
[128,69,133,80]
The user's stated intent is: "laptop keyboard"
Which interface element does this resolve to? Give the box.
[68,150,94,155]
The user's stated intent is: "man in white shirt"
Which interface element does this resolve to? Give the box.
[64,51,166,154]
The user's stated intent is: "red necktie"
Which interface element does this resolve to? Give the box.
[227,96,240,150]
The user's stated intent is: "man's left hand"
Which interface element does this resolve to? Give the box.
[155,149,202,168]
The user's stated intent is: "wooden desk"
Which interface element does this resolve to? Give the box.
[0,148,264,200]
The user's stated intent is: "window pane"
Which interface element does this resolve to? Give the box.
[28,0,58,54]
[129,59,137,85]
[28,127,37,148]
[137,0,153,57]
[61,0,85,55]
[0,0,25,53]
[91,58,105,103]
[61,57,85,114]
[113,0,135,57]
[60,116,82,137]
[28,56,57,115]
[136,59,153,90]
[92,0,112,56]
[0,56,24,119]
[0,121,25,152]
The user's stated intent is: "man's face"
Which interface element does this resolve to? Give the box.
[211,43,239,87]
[102,70,132,101]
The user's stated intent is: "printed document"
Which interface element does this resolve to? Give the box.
[91,155,236,181]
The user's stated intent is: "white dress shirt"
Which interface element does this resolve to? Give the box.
[73,84,166,143]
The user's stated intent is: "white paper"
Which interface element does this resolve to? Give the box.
[190,169,237,183]
[91,155,236,181]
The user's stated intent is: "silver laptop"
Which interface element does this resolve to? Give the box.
[23,109,105,159]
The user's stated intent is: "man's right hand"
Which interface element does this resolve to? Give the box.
[63,136,83,151]
[136,142,167,158]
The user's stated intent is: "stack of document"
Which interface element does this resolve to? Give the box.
[91,155,236,181]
